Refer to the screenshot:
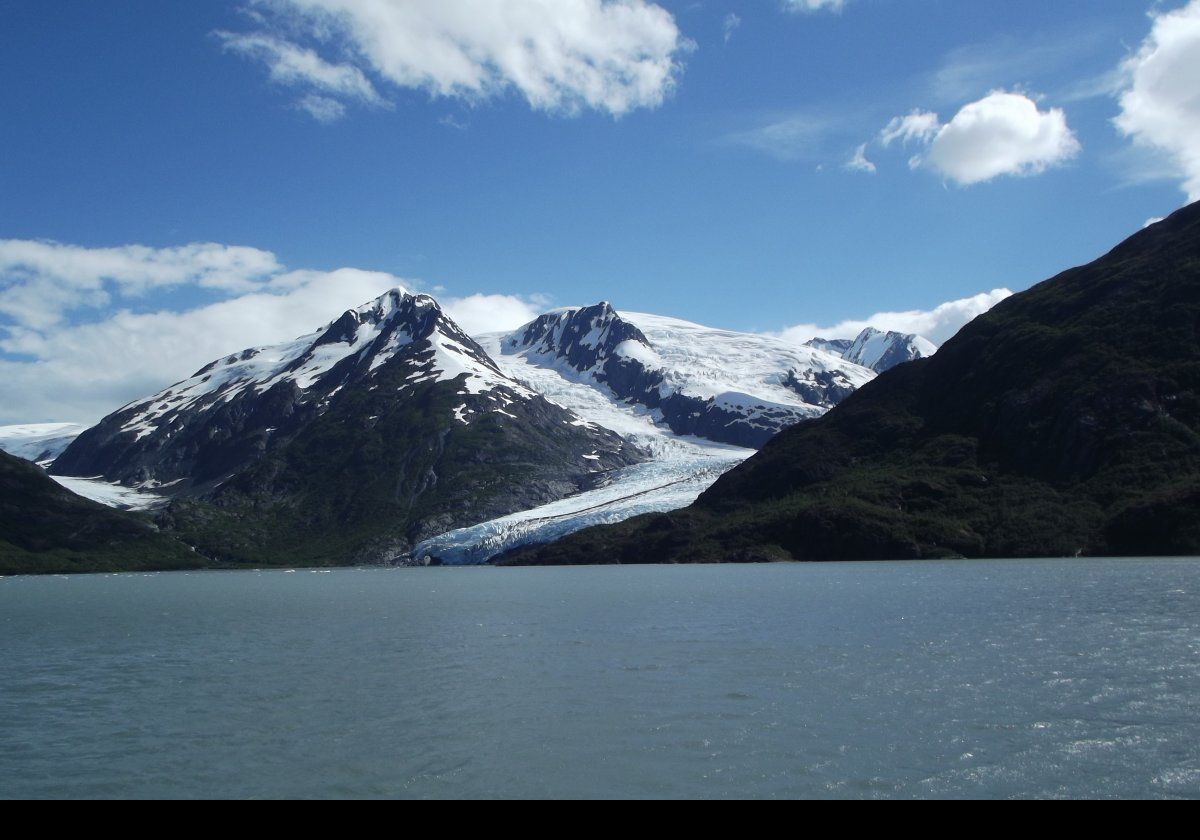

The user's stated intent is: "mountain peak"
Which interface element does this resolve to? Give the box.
[509,302,656,369]
[806,327,936,373]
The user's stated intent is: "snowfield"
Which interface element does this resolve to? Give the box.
[0,423,86,465]
[620,310,874,411]
[48,475,165,511]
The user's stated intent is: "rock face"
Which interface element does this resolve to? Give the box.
[495,303,875,449]
[499,203,1200,565]
[54,288,641,567]
[0,450,196,575]
[806,328,937,373]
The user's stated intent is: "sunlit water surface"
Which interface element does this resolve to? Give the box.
[1,559,1198,799]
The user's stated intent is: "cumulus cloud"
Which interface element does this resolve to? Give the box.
[0,240,284,329]
[0,241,546,424]
[1114,0,1200,202]
[774,289,1013,347]
[438,293,544,337]
[845,143,876,174]
[223,0,689,119]
[880,92,1080,186]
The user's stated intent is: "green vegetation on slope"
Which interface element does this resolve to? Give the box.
[0,451,201,576]
[161,364,636,568]
[499,202,1200,565]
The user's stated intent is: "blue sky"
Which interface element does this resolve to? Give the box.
[1,0,1198,423]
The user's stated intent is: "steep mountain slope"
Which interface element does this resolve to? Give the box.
[805,328,937,373]
[54,288,640,567]
[0,450,198,575]
[500,203,1200,565]
[489,303,875,448]
[409,305,873,564]
[0,423,85,466]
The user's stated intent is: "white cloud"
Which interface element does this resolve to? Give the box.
[774,289,1013,347]
[881,92,1080,186]
[722,113,834,161]
[441,294,544,337]
[0,240,283,329]
[225,0,689,118]
[924,92,1079,185]
[1114,0,1200,202]
[880,110,939,147]
[723,13,742,44]
[782,0,846,12]
[217,31,387,112]
[845,143,876,174]
[297,94,348,123]
[0,241,547,424]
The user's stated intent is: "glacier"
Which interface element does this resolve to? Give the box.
[0,423,86,465]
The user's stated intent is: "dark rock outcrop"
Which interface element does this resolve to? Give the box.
[500,203,1200,564]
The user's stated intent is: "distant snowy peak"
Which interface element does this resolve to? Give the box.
[494,304,876,449]
[52,287,566,488]
[503,302,663,394]
[806,327,937,373]
[122,287,520,436]
[805,337,853,358]
[512,302,657,370]
[0,423,86,466]
[182,288,509,409]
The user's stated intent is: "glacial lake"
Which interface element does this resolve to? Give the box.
[1,559,1198,799]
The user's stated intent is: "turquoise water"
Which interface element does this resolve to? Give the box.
[1,559,1198,799]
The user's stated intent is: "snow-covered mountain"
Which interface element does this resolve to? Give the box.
[55,289,631,491]
[43,292,892,567]
[486,303,875,449]
[413,304,878,565]
[0,423,85,466]
[806,327,937,373]
[804,337,853,358]
[53,288,640,566]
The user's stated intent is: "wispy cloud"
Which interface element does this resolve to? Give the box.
[781,0,847,13]
[723,13,742,44]
[880,110,939,148]
[844,143,876,174]
[930,27,1118,105]
[720,113,840,162]
[297,94,348,123]
[216,30,389,121]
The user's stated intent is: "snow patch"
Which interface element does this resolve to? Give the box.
[50,475,165,511]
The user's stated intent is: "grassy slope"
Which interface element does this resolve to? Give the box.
[0,451,202,575]
[499,202,1200,565]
